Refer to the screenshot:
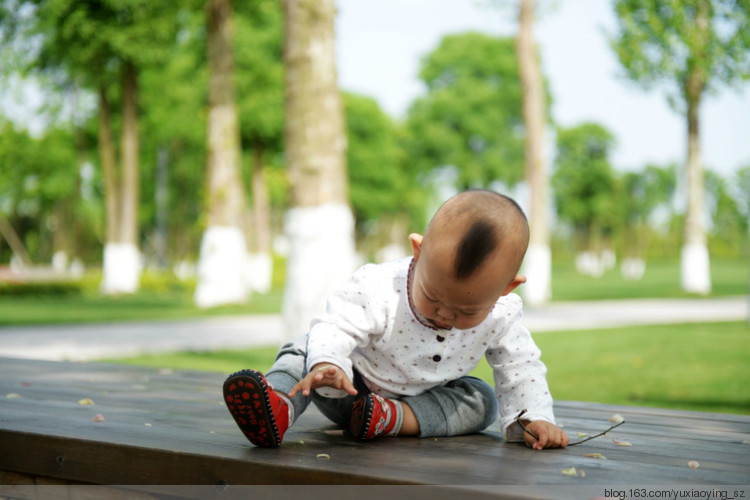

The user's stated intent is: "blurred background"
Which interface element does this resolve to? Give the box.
[0,1,748,414]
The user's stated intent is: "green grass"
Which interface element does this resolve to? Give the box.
[0,289,284,326]
[0,257,747,326]
[102,321,750,415]
[550,257,749,300]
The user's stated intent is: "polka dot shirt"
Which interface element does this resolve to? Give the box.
[306,257,556,435]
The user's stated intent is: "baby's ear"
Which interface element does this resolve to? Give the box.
[501,274,527,296]
[409,233,423,260]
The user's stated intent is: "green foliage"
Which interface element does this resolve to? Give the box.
[344,92,427,240]
[138,7,207,262]
[29,0,182,87]
[235,0,284,147]
[705,168,750,257]
[0,280,82,296]
[0,121,101,262]
[611,0,750,107]
[552,122,618,250]
[404,32,526,189]
[615,163,677,257]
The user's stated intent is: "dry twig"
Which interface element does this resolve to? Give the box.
[514,409,625,446]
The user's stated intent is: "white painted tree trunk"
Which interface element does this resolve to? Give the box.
[195,0,249,308]
[522,243,550,306]
[517,0,551,306]
[282,0,354,339]
[101,243,141,294]
[680,1,710,296]
[282,204,356,339]
[100,63,141,295]
[245,252,273,294]
[681,243,711,294]
[194,226,249,308]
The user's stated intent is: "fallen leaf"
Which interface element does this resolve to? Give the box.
[688,460,700,469]
[561,467,578,477]
[577,432,589,438]
[316,453,331,460]
[584,453,607,460]
[579,470,586,478]
[144,423,152,427]
[78,398,95,406]
[609,414,625,424]
[613,439,632,446]
[92,414,106,422]
[6,393,22,399]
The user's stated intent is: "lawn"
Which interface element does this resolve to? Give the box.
[102,321,750,415]
[0,257,747,326]
[0,289,283,326]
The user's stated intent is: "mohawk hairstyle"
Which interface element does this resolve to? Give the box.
[454,219,498,280]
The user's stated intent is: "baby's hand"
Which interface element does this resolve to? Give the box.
[522,420,569,450]
[289,363,358,397]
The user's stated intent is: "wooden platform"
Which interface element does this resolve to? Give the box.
[1,358,748,499]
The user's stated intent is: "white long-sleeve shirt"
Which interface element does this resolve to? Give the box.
[306,257,556,439]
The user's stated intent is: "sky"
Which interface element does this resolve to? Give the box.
[335,0,750,177]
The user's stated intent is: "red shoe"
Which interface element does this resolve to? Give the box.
[350,394,402,440]
[223,369,289,447]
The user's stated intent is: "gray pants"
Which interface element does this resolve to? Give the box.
[265,335,499,437]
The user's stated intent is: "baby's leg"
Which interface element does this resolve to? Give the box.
[403,376,499,437]
[264,334,311,422]
[223,334,311,447]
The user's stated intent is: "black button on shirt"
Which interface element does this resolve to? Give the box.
[432,354,442,362]
[436,336,445,342]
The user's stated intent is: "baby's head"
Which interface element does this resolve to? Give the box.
[409,189,529,330]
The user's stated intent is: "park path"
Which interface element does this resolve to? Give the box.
[0,296,746,361]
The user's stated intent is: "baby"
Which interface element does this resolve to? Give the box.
[223,189,568,450]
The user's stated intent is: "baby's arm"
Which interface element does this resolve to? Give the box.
[521,420,569,450]
[289,363,358,398]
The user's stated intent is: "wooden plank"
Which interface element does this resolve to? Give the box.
[1,357,749,492]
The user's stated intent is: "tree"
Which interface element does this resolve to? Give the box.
[404,33,526,189]
[234,0,285,294]
[610,0,750,294]
[5,0,180,294]
[553,123,618,276]
[0,122,79,266]
[194,0,249,308]
[281,0,355,340]
[517,0,551,305]
[617,164,677,279]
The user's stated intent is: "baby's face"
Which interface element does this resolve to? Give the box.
[411,239,510,331]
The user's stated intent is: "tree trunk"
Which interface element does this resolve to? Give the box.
[98,86,118,245]
[282,0,356,339]
[0,216,31,267]
[517,0,551,305]
[100,67,142,295]
[194,0,249,308]
[246,144,273,294]
[680,0,711,295]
